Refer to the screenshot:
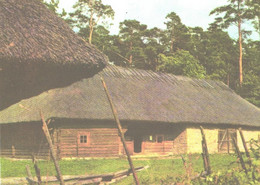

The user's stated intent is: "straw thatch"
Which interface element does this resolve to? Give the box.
[0,0,107,67]
[0,65,259,127]
[0,0,108,110]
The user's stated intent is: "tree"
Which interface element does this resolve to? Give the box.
[238,40,260,106]
[210,0,253,87]
[70,0,114,44]
[43,0,60,14]
[141,27,166,70]
[157,50,206,78]
[245,0,260,37]
[119,20,147,65]
[164,12,192,53]
[194,29,237,86]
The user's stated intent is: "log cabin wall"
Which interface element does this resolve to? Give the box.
[142,127,187,155]
[122,124,187,155]
[53,120,121,158]
[0,122,49,158]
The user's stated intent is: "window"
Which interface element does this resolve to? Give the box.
[144,135,164,143]
[143,135,156,142]
[80,135,87,143]
[78,132,90,145]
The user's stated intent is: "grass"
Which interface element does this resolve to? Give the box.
[0,154,240,184]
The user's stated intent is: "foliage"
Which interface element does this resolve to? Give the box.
[69,0,114,44]
[191,140,260,185]
[118,20,147,66]
[47,1,259,107]
[43,0,60,14]
[209,0,253,30]
[157,50,206,78]
[164,12,192,53]
[189,28,237,85]
[245,0,260,36]
[235,41,260,107]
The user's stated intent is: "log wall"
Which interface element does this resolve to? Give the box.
[57,128,120,158]
[0,122,50,158]
[122,125,187,155]
[2,121,259,158]
[142,141,173,154]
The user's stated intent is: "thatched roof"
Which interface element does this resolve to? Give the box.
[0,0,108,110]
[0,65,259,127]
[0,0,107,68]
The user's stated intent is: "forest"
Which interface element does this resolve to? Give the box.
[44,0,260,107]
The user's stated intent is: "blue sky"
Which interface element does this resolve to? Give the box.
[57,0,258,40]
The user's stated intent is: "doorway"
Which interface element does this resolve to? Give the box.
[134,136,142,153]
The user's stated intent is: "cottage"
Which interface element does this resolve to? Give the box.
[0,0,107,110]
[1,65,259,158]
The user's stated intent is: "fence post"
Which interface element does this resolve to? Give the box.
[31,154,42,184]
[40,112,65,185]
[200,126,211,174]
[231,136,248,174]
[238,128,252,167]
[101,77,140,185]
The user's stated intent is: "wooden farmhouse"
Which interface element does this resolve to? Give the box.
[1,65,260,158]
[0,0,107,110]
[0,0,259,159]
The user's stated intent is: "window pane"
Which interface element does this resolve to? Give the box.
[80,136,83,143]
[143,135,155,142]
[80,135,87,143]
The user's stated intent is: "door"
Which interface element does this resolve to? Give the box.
[134,136,142,153]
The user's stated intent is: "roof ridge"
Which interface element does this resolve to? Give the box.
[102,65,231,90]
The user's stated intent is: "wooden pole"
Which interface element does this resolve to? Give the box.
[11,145,15,158]
[31,154,42,184]
[100,77,140,185]
[26,165,35,185]
[199,126,211,174]
[201,142,208,173]
[238,128,252,167]
[231,136,248,174]
[40,112,65,185]
[181,155,190,181]
[227,129,230,154]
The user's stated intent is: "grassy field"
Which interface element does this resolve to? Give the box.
[1,154,243,184]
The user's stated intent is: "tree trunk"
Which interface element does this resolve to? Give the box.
[129,41,133,64]
[227,73,230,87]
[170,25,175,52]
[88,0,94,44]
[89,25,94,44]
[89,12,94,44]
[238,0,243,87]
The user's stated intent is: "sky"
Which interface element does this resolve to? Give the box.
[57,0,258,40]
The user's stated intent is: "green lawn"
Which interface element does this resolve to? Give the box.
[0,154,244,184]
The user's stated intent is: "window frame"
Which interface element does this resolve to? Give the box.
[144,135,164,143]
[77,132,90,146]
